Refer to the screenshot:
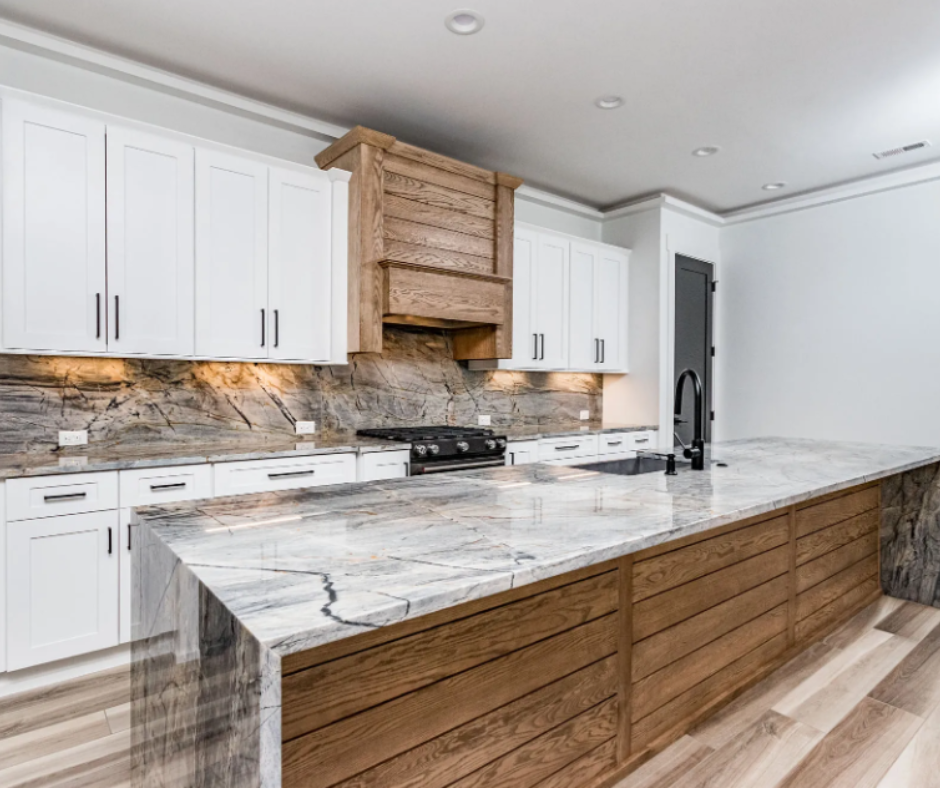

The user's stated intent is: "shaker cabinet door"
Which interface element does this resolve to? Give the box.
[596,248,628,371]
[569,242,599,370]
[107,127,195,356]
[6,511,120,670]
[533,233,569,369]
[511,226,539,367]
[268,167,333,362]
[195,149,269,359]
[1,100,107,353]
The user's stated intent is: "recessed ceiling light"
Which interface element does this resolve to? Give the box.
[594,95,624,110]
[762,182,787,191]
[445,9,484,35]
[692,146,720,157]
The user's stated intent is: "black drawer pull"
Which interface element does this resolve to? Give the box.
[127,522,133,551]
[268,470,315,479]
[607,441,623,447]
[635,438,650,444]
[554,445,580,451]
[44,492,87,503]
[150,482,187,491]
[108,527,113,555]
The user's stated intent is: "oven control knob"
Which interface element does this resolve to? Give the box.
[413,444,428,456]
[496,438,507,448]
[428,444,440,455]
[485,439,497,450]
[456,441,470,452]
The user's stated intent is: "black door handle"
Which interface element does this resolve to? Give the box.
[127,522,132,551]
[96,293,101,339]
[261,309,266,347]
[107,527,113,555]
[114,295,120,340]
[274,309,280,348]
[532,333,538,361]
[539,334,545,360]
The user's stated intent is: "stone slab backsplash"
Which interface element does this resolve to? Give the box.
[0,327,602,453]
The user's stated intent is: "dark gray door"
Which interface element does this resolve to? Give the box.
[674,255,714,447]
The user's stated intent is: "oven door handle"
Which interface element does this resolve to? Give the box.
[412,458,505,474]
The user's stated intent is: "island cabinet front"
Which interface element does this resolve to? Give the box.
[279,481,882,788]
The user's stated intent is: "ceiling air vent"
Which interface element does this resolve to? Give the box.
[873,140,932,160]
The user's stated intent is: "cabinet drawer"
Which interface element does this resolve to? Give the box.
[506,440,540,466]
[359,451,410,482]
[214,454,357,497]
[599,431,656,456]
[538,434,599,463]
[7,472,118,522]
[119,465,213,507]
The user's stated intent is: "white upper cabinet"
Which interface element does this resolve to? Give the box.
[195,149,269,359]
[2,99,107,352]
[534,233,569,368]
[469,223,629,373]
[268,167,333,362]
[106,127,195,356]
[595,246,629,371]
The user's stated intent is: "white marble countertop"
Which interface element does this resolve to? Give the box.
[137,438,940,657]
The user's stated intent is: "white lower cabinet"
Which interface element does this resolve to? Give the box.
[214,454,357,497]
[359,451,410,482]
[6,510,120,670]
[506,441,539,466]
[538,435,600,465]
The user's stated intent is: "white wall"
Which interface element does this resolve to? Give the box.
[515,198,603,240]
[717,177,940,446]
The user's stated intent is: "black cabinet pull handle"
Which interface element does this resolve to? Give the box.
[635,438,650,444]
[108,527,113,555]
[274,309,280,348]
[261,309,266,347]
[539,334,545,360]
[532,333,538,361]
[607,441,623,446]
[150,482,187,491]
[594,338,599,363]
[96,293,101,339]
[127,522,132,551]
[44,492,87,502]
[114,295,120,340]
[554,444,580,451]
[601,339,606,363]
[268,470,315,479]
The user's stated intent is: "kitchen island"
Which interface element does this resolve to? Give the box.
[130,438,940,788]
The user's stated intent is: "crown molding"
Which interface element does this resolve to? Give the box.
[514,185,605,219]
[0,19,349,140]
[602,194,724,226]
[722,160,940,225]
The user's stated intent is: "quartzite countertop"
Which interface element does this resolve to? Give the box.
[136,437,940,657]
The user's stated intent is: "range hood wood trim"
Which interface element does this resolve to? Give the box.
[316,126,521,358]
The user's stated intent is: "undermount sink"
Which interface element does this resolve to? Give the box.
[574,456,674,476]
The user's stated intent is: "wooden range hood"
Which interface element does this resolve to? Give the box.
[315,127,522,360]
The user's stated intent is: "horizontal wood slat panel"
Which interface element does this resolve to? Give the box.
[795,486,879,538]
[385,265,505,325]
[633,515,790,602]
[283,572,618,740]
[633,546,789,641]
[385,216,494,259]
[796,508,879,566]
[796,575,881,643]
[383,239,494,276]
[384,170,496,220]
[448,699,618,788]
[282,615,617,788]
[631,604,788,722]
[385,194,494,239]
[384,153,496,201]
[333,657,617,788]
[795,531,879,595]
[631,632,788,752]
[633,575,789,681]
[388,140,497,185]
[531,738,617,788]
[796,554,880,622]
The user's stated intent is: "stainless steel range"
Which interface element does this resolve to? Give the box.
[357,426,507,475]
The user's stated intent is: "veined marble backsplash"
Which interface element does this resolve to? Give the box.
[0,327,602,453]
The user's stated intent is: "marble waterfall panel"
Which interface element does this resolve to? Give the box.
[0,327,601,453]
[131,522,279,788]
[882,461,940,608]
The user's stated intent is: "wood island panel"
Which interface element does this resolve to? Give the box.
[281,481,887,788]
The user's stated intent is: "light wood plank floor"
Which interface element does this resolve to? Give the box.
[615,596,940,788]
[1,597,938,788]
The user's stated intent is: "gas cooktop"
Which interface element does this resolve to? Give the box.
[357,426,507,475]
[357,426,497,441]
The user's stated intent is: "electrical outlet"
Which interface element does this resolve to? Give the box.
[59,430,88,447]
[580,410,590,421]
[295,421,317,435]
[478,415,492,426]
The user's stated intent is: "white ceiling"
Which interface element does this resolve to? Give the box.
[1,0,939,212]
